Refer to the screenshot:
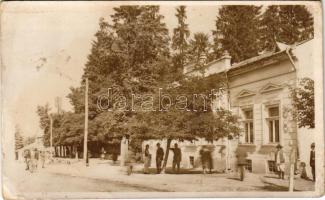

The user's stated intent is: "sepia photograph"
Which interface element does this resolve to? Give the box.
[1,1,324,199]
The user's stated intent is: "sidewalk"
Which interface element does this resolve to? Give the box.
[261,174,315,191]
[43,158,315,192]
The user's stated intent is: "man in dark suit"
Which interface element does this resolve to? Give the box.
[156,143,164,174]
[310,142,315,182]
[236,146,248,181]
[170,143,182,173]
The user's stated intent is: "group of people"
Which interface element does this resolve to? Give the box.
[23,148,48,173]
[275,143,316,182]
[235,142,316,182]
[141,141,317,182]
[143,143,182,174]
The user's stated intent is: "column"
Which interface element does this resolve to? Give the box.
[120,136,129,166]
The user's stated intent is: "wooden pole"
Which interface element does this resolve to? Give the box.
[83,77,89,166]
[289,141,296,192]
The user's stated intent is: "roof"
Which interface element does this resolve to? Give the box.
[183,38,313,77]
[229,49,289,71]
[184,55,231,75]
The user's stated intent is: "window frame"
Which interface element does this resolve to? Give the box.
[241,108,254,144]
[266,106,280,143]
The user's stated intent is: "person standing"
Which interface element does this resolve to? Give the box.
[34,148,39,169]
[310,142,315,182]
[143,144,151,174]
[200,146,209,174]
[100,147,106,160]
[24,149,31,170]
[236,146,248,181]
[170,143,182,173]
[156,143,164,174]
[275,144,285,179]
[40,150,46,168]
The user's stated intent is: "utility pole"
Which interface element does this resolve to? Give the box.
[50,115,53,160]
[83,77,89,166]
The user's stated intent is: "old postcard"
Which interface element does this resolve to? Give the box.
[1,1,324,198]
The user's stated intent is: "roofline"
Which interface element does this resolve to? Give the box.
[229,50,288,71]
[184,55,231,75]
[185,47,299,78]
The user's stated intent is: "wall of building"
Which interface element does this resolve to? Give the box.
[142,138,234,172]
[228,59,298,173]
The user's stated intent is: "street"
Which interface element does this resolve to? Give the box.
[15,170,163,192]
[6,161,165,193]
[3,159,314,195]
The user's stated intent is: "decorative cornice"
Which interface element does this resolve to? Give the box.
[260,83,283,94]
[237,89,256,98]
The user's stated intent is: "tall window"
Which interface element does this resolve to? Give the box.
[267,106,280,143]
[243,109,254,143]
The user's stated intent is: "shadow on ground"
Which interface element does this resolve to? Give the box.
[133,167,224,175]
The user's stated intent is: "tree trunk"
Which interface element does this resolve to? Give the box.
[162,138,172,173]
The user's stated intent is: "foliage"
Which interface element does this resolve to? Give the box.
[214,5,313,62]
[213,5,262,63]
[189,32,211,64]
[15,125,24,150]
[24,136,36,146]
[260,5,314,51]
[36,104,51,146]
[290,77,314,128]
[259,5,279,51]
[172,5,190,78]
[42,6,172,149]
[130,75,240,168]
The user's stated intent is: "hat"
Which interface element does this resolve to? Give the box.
[311,142,315,148]
[276,144,282,149]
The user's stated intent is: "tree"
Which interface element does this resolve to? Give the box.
[132,75,240,170]
[15,125,24,150]
[213,5,262,63]
[259,5,280,51]
[172,5,190,77]
[291,77,314,128]
[69,6,171,113]
[189,32,210,63]
[24,136,36,146]
[64,5,171,150]
[260,5,313,51]
[36,103,51,146]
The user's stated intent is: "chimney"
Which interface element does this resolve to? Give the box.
[198,53,207,66]
[222,50,232,69]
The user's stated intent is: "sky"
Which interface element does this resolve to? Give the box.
[1,2,219,139]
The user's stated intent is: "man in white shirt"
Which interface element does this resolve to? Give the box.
[275,144,285,179]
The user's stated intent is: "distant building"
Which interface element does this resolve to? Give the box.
[144,39,315,175]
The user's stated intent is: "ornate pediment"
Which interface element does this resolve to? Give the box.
[237,89,256,98]
[260,83,283,93]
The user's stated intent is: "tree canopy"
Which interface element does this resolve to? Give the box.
[260,5,314,51]
[172,5,190,77]
[15,125,24,150]
[213,5,314,62]
[213,5,262,63]
[291,77,314,129]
